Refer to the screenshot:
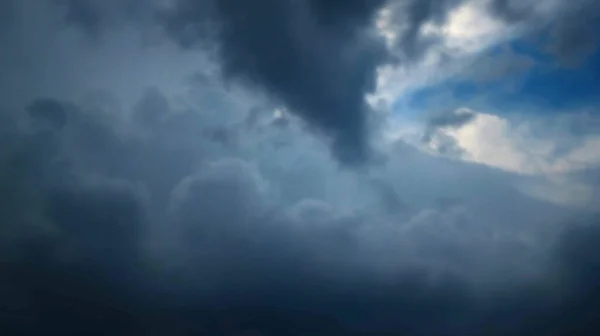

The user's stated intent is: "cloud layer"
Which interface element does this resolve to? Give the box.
[1,1,600,335]
[0,75,597,335]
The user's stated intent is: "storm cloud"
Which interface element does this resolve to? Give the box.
[2,1,600,335]
[0,83,596,335]
[161,0,389,163]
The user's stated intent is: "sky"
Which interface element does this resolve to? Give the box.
[1,0,600,335]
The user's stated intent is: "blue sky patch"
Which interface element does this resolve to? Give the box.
[394,38,600,120]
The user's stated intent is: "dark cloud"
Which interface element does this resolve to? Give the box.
[386,0,462,61]
[427,108,476,130]
[421,109,475,156]
[545,3,600,66]
[488,0,600,65]
[0,92,600,335]
[1,180,146,334]
[61,0,105,37]
[488,0,537,24]
[161,0,390,164]
[55,0,152,39]
[26,98,68,130]
[5,0,600,333]
[131,86,170,129]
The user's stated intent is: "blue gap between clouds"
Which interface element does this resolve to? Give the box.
[393,39,600,118]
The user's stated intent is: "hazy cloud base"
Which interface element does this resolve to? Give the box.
[0,82,598,335]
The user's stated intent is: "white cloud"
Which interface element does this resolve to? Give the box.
[417,108,600,208]
[369,0,515,109]
[369,0,600,209]
[421,0,511,55]
[436,110,600,175]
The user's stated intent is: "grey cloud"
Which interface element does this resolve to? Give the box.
[427,108,476,130]
[488,0,537,24]
[421,108,475,156]
[8,2,600,333]
[61,0,105,38]
[1,177,146,334]
[1,91,600,334]
[157,0,482,164]
[427,133,466,157]
[27,98,68,130]
[464,45,536,83]
[161,0,390,164]
[488,0,600,65]
[545,3,600,66]
[385,0,463,61]
[131,86,170,129]
[55,0,155,39]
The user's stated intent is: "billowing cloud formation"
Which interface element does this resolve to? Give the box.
[2,1,600,335]
[0,81,597,335]
[161,0,389,163]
